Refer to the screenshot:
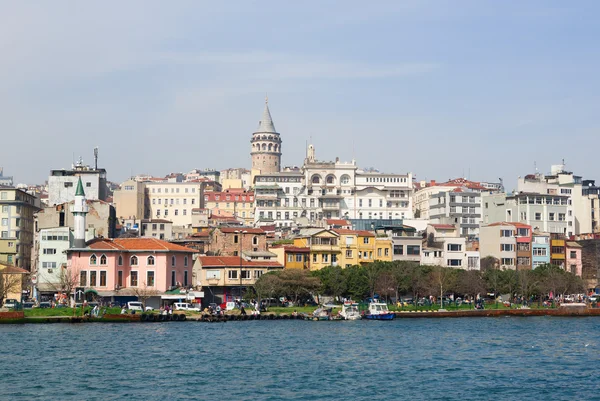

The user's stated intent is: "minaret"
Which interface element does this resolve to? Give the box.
[251,96,282,175]
[72,177,88,248]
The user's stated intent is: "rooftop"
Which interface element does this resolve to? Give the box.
[83,238,196,252]
[198,256,283,268]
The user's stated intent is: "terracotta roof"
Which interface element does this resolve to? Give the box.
[0,264,29,274]
[326,219,350,226]
[86,238,196,252]
[204,190,254,202]
[333,229,375,237]
[198,256,283,268]
[430,224,455,230]
[219,227,265,234]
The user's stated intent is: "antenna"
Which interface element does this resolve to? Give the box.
[94,146,99,170]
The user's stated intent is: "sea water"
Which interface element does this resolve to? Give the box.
[0,317,598,400]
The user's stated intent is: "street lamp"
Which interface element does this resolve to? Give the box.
[235,230,248,302]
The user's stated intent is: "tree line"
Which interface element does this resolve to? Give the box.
[250,258,586,306]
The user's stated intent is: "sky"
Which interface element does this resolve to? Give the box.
[1,1,599,191]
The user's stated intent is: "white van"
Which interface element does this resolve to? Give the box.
[174,302,201,312]
[127,301,144,311]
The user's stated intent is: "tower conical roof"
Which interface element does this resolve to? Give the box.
[256,96,277,133]
[75,176,85,197]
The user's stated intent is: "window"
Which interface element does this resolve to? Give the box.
[118,255,123,266]
[234,235,239,244]
[228,270,238,280]
[206,270,220,279]
[377,248,382,257]
[43,248,57,255]
[447,244,462,252]
[100,254,107,265]
[130,256,138,266]
[570,251,577,259]
[533,248,547,256]
[448,259,462,267]
[393,245,403,255]
[90,271,97,286]
[558,213,565,221]
[100,271,107,286]
[184,270,188,287]
[171,270,176,287]
[535,212,541,221]
[296,254,303,262]
[363,237,369,244]
[551,246,564,254]
[501,244,514,252]
[117,271,123,288]
[241,270,251,279]
[549,213,555,221]
[86,182,92,188]
[385,248,389,256]
[501,258,514,266]
[171,255,176,267]
[64,182,73,188]
[147,271,155,287]
[517,257,530,266]
[131,271,138,286]
[407,245,420,255]
[1,231,7,238]
[90,254,97,265]
[346,250,353,258]
[313,254,317,263]
[80,271,87,287]
[322,254,329,263]
[501,230,512,237]
[1,218,7,226]
[254,270,263,279]
[184,256,188,267]
[287,254,293,263]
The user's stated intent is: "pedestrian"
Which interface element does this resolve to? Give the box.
[240,305,247,316]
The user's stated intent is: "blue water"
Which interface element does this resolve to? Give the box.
[0,317,598,400]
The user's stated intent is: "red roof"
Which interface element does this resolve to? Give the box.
[326,219,350,226]
[190,231,210,237]
[86,238,196,252]
[333,229,375,237]
[486,222,532,229]
[198,256,283,268]
[219,227,265,234]
[0,265,29,274]
[430,224,456,230]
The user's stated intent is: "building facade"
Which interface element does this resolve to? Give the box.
[47,157,107,206]
[479,222,532,270]
[145,182,205,228]
[428,188,482,238]
[204,188,254,225]
[0,187,39,269]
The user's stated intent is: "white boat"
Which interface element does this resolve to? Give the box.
[364,301,395,320]
[340,301,361,320]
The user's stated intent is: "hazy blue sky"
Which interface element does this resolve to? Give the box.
[1,1,599,190]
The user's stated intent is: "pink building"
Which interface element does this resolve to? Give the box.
[67,238,197,296]
[565,241,583,277]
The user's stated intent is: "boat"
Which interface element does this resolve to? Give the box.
[339,301,361,320]
[363,301,395,320]
[312,306,333,321]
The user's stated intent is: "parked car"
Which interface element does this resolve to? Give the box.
[173,303,201,312]
[38,302,51,309]
[22,302,35,309]
[3,299,18,309]
[127,301,144,311]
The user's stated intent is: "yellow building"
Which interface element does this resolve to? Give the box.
[204,189,254,225]
[334,229,392,266]
[271,245,310,269]
[550,235,566,267]
[0,263,28,303]
[293,229,340,270]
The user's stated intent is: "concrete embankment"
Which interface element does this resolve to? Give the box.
[2,308,600,324]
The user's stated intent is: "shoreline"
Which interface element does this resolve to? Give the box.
[2,307,600,324]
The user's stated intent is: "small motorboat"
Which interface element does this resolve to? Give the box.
[312,306,333,321]
[339,301,361,320]
[363,301,395,320]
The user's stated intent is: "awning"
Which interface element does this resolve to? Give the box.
[84,289,98,295]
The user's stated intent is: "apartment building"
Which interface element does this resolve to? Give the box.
[482,192,571,236]
[531,232,550,268]
[293,229,340,270]
[146,182,205,228]
[480,222,532,270]
[428,188,482,238]
[0,187,39,269]
[113,179,146,220]
[47,156,107,206]
[204,188,254,225]
[421,224,472,269]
